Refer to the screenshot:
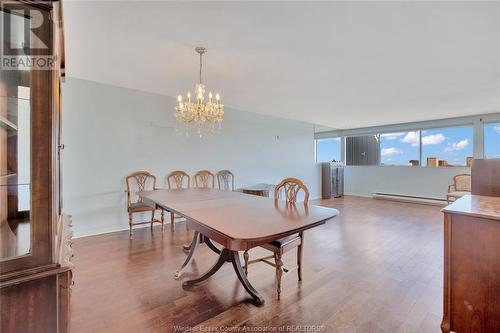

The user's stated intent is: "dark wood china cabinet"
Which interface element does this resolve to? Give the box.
[0,1,72,332]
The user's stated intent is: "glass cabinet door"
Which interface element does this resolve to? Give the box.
[1,3,54,272]
[1,10,32,260]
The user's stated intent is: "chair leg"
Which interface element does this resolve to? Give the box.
[161,209,164,232]
[128,213,133,239]
[243,250,249,275]
[150,210,155,231]
[297,233,304,281]
[170,212,175,232]
[275,253,283,300]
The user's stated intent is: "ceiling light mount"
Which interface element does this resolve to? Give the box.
[195,47,206,55]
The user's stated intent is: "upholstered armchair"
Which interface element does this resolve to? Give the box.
[447,174,471,203]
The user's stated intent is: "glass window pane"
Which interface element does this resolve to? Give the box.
[422,126,473,167]
[484,122,500,159]
[1,10,32,259]
[380,131,420,166]
[316,138,341,162]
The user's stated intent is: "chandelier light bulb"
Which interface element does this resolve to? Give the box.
[216,94,220,101]
[187,91,191,99]
[177,95,182,102]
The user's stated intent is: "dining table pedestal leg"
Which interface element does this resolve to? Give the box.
[202,236,221,254]
[175,231,200,279]
[183,235,221,254]
[182,248,265,305]
[182,242,192,252]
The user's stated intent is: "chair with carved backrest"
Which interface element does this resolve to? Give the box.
[217,170,234,191]
[244,177,309,300]
[447,174,471,203]
[193,170,215,188]
[125,171,164,238]
[166,171,191,231]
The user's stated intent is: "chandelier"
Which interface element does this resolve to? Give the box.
[175,47,224,135]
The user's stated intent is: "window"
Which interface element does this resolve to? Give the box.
[345,135,380,166]
[380,131,420,166]
[319,124,478,167]
[315,138,341,162]
[484,122,500,159]
[421,126,473,167]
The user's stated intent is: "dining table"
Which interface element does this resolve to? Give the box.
[138,188,339,305]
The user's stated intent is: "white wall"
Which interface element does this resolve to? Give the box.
[61,78,319,237]
[344,165,470,199]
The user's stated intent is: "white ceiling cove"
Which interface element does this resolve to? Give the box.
[63,1,500,129]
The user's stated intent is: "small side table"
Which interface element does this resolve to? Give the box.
[239,184,276,198]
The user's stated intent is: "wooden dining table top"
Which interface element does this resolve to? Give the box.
[138,188,339,251]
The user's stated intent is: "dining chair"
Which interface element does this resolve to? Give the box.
[446,174,471,203]
[193,170,215,188]
[217,170,234,191]
[166,171,191,231]
[167,170,190,190]
[244,177,309,300]
[125,171,164,238]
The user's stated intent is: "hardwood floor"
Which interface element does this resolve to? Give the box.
[70,196,444,333]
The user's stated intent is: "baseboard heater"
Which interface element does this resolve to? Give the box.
[372,192,448,207]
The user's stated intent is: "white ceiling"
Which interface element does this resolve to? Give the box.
[64,1,500,129]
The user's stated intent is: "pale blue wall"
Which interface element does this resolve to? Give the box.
[61,78,319,236]
[343,165,470,199]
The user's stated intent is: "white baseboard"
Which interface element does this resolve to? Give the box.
[372,192,447,207]
[73,225,130,239]
[343,192,373,198]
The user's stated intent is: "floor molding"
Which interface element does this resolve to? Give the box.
[73,221,182,239]
[372,192,447,207]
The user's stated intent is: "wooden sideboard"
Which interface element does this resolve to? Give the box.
[441,194,500,333]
